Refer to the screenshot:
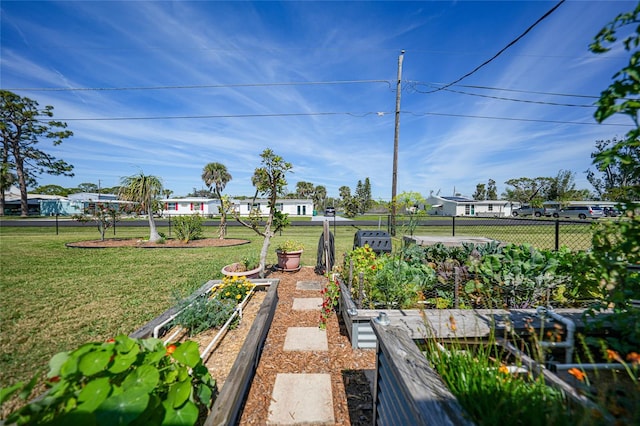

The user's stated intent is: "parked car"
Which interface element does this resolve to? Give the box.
[558,205,604,219]
[603,207,620,217]
[512,205,544,217]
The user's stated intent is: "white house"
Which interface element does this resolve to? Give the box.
[232,198,314,217]
[426,195,517,217]
[161,198,222,217]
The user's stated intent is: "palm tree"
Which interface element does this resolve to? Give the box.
[119,172,163,242]
[202,162,232,239]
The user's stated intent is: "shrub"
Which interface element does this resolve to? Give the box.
[173,214,204,243]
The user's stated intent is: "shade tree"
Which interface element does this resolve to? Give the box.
[0,90,74,216]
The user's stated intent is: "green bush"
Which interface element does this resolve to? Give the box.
[173,214,204,243]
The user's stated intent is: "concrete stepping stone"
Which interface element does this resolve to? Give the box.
[296,280,323,291]
[292,297,322,311]
[268,373,335,425]
[283,327,328,351]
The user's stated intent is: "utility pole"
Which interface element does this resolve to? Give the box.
[391,50,405,237]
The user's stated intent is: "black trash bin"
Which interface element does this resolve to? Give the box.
[353,230,392,254]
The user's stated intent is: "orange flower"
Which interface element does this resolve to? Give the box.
[166,344,177,356]
[568,368,586,382]
[606,349,623,363]
[498,364,509,375]
[448,314,457,332]
[626,352,640,365]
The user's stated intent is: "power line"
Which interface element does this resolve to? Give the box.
[52,109,633,127]
[55,111,380,121]
[452,84,601,100]
[404,110,631,126]
[409,84,596,108]
[424,0,566,94]
[7,80,392,92]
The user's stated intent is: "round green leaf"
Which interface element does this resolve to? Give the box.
[48,351,70,378]
[109,348,140,374]
[114,335,137,353]
[79,350,111,376]
[167,378,192,409]
[95,388,149,426]
[171,341,200,368]
[161,400,199,426]
[78,377,111,412]
[122,364,160,393]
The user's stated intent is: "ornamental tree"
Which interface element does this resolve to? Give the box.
[73,202,120,241]
[234,148,292,275]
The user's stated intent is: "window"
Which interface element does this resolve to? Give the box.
[166,202,177,211]
[464,204,470,215]
[488,204,494,212]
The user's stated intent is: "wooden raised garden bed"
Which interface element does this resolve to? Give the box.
[130,278,279,425]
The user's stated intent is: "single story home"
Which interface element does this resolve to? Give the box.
[161,198,222,217]
[232,198,314,217]
[426,195,517,217]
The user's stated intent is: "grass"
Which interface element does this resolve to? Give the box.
[0,217,593,390]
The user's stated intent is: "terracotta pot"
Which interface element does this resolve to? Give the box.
[221,263,262,279]
[276,249,303,271]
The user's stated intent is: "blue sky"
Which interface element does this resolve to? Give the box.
[1,1,635,200]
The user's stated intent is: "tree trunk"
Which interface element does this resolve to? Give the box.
[16,159,29,217]
[147,213,161,242]
[219,213,227,239]
[0,188,5,217]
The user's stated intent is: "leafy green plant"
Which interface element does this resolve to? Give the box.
[275,239,304,252]
[173,214,204,243]
[341,244,379,306]
[319,276,340,329]
[0,335,216,425]
[424,336,584,426]
[373,256,436,308]
[172,296,238,336]
[581,208,640,353]
[465,244,572,309]
[240,254,260,271]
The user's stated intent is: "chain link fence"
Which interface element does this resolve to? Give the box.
[394,215,595,251]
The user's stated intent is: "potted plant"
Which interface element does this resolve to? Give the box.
[275,240,304,271]
[221,254,262,279]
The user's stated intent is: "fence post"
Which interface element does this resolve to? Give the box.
[452,215,456,237]
[358,272,364,309]
[555,219,560,251]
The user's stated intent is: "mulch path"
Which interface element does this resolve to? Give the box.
[65,238,250,248]
[240,267,376,425]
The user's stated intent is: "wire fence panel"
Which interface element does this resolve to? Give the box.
[393,215,595,251]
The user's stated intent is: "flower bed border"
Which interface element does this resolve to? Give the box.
[130,278,280,425]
